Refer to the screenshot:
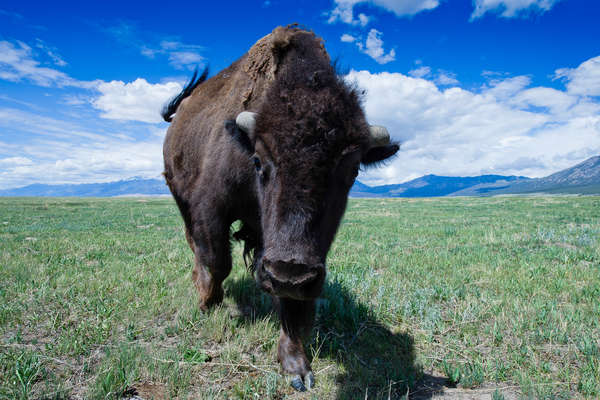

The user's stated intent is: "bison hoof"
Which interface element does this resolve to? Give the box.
[306,371,315,389]
[290,375,306,392]
[290,372,315,392]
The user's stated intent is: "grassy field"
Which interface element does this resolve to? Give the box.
[0,196,598,399]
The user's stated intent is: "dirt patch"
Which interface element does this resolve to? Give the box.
[410,372,520,400]
[125,382,167,400]
[551,242,578,250]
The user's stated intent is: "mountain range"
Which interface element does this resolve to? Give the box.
[450,155,600,196]
[1,156,599,197]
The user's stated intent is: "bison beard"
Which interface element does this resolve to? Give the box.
[162,25,399,391]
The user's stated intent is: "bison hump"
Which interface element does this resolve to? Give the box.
[243,25,327,82]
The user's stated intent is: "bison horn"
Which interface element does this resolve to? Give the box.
[236,111,257,135]
[369,125,391,147]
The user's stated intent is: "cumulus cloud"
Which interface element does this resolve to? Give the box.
[341,33,357,43]
[328,0,366,25]
[0,38,187,124]
[328,0,439,25]
[471,0,561,19]
[91,79,182,123]
[555,55,600,97]
[483,75,531,100]
[357,13,371,26]
[346,56,600,185]
[328,0,557,24]
[0,138,165,189]
[0,107,168,189]
[510,87,577,114]
[355,29,396,64]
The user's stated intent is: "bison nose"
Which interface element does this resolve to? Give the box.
[257,259,326,300]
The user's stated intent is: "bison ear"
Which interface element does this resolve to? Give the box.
[225,120,254,154]
[361,144,400,166]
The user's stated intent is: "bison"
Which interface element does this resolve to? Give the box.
[162,25,399,391]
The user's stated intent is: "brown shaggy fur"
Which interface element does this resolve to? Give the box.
[162,25,398,389]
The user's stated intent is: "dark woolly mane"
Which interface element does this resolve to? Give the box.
[254,30,370,213]
[161,67,209,122]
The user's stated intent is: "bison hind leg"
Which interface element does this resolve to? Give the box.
[191,224,233,311]
[192,260,225,311]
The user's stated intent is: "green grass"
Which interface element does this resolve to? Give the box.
[0,196,598,399]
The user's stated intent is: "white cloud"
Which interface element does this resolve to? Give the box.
[61,94,90,106]
[142,40,205,71]
[409,66,459,86]
[356,29,396,64]
[555,55,600,97]
[0,157,33,167]
[346,56,600,185]
[483,75,531,100]
[0,107,168,189]
[104,22,205,71]
[328,0,363,25]
[0,40,90,87]
[0,107,111,141]
[341,33,357,43]
[357,13,370,26]
[0,38,187,124]
[408,66,431,78]
[0,94,42,110]
[511,87,577,114]
[35,39,67,66]
[168,51,204,70]
[0,138,165,189]
[471,0,561,19]
[370,0,440,16]
[328,0,439,25]
[91,79,182,123]
[435,71,459,86]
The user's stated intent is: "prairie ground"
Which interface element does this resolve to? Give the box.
[0,196,598,399]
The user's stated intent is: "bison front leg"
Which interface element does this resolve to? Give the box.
[277,298,316,391]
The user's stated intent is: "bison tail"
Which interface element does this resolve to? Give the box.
[232,222,260,272]
[161,66,209,122]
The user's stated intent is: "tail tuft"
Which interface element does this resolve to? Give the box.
[161,66,209,122]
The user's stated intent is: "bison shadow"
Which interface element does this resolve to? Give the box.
[225,273,446,399]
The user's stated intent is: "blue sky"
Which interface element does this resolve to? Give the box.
[1,0,599,189]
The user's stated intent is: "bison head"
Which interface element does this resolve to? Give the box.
[226,75,398,301]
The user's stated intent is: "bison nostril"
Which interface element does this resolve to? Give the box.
[258,260,326,300]
[263,261,324,284]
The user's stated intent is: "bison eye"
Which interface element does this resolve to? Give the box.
[253,156,261,172]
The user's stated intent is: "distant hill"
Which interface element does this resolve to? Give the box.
[1,174,525,198]
[1,156,598,197]
[451,155,600,196]
[350,174,529,197]
[0,178,170,197]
